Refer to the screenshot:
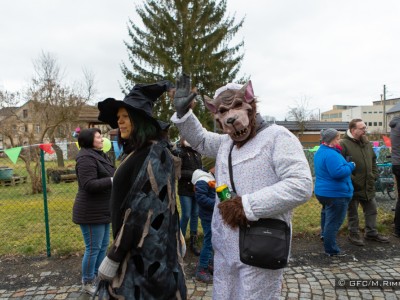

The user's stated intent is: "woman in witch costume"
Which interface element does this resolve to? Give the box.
[97,81,187,299]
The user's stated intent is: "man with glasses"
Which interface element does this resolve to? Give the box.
[340,119,389,246]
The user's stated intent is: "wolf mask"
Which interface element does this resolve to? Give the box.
[204,81,257,147]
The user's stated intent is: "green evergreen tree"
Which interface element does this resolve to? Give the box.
[121,0,244,137]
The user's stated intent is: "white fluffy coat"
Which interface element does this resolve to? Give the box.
[172,110,313,300]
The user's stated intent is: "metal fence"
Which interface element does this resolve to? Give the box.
[0,144,396,257]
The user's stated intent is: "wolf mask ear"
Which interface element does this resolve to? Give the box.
[240,80,255,103]
[204,95,218,114]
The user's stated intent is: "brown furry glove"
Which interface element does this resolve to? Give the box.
[218,196,247,229]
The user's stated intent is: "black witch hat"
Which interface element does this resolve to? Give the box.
[98,80,174,129]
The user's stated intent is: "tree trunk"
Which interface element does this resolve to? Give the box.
[52,144,65,168]
[22,151,44,194]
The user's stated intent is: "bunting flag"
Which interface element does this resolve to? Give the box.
[308,145,320,152]
[39,143,55,154]
[4,147,22,164]
[112,141,123,159]
[373,146,381,157]
[75,142,80,150]
[382,135,391,148]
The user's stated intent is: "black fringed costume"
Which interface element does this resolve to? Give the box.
[106,141,186,300]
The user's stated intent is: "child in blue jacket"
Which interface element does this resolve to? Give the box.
[191,166,216,283]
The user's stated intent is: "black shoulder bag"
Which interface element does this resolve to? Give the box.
[228,144,291,270]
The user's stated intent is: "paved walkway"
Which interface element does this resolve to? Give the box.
[1,257,399,299]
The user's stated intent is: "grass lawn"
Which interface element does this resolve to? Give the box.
[0,171,394,256]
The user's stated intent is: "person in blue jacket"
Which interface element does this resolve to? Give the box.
[191,165,216,283]
[314,128,356,256]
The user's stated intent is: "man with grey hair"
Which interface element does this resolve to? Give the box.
[340,119,389,246]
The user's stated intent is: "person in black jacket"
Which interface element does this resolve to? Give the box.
[173,137,203,256]
[72,128,115,295]
[390,116,400,238]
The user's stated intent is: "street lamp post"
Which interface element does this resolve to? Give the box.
[310,108,321,121]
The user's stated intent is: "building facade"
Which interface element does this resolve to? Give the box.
[321,98,400,134]
[320,105,357,122]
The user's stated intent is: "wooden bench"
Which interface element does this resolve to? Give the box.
[59,174,77,183]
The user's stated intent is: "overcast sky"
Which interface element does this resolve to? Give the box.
[1,0,400,120]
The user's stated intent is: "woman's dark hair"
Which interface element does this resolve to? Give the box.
[78,128,102,148]
[118,110,161,153]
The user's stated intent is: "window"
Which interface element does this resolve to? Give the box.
[369,112,372,114]
[369,122,372,126]
[373,122,377,126]
[35,124,40,134]
[374,111,377,114]
[23,109,28,118]
[379,122,382,126]
[24,125,28,132]
[363,112,367,114]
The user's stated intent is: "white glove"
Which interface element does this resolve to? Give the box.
[98,257,119,281]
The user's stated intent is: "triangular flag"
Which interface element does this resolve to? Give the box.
[75,142,80,150]
[112,141,122,159]
[39,143,55,154]
[309,145,320,152]
[373,146,381,157]
[382,135,391,148]
[4,146,22,164]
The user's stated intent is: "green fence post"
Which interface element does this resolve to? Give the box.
[40,149,51,257]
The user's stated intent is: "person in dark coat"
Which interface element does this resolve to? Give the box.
[172,137,202,256]
[97,80,187,300]
[389,116,400,238]
[72,128,115,295]
[340,119,389,246]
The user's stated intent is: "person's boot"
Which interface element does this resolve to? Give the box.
[208,259,214,275]
[195,266,213,284]
[190,234,200,256]
[82,277,98,295]
[348,232,365,246]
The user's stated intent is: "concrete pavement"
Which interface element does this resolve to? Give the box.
[1,256,399,299]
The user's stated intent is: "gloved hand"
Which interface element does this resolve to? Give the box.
[218,196,248,229]
[98,257,120,281]
[174,73,197,118]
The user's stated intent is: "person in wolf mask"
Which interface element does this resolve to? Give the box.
[170,74,313,299]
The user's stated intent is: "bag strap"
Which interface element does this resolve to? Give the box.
[228,143,237,194]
